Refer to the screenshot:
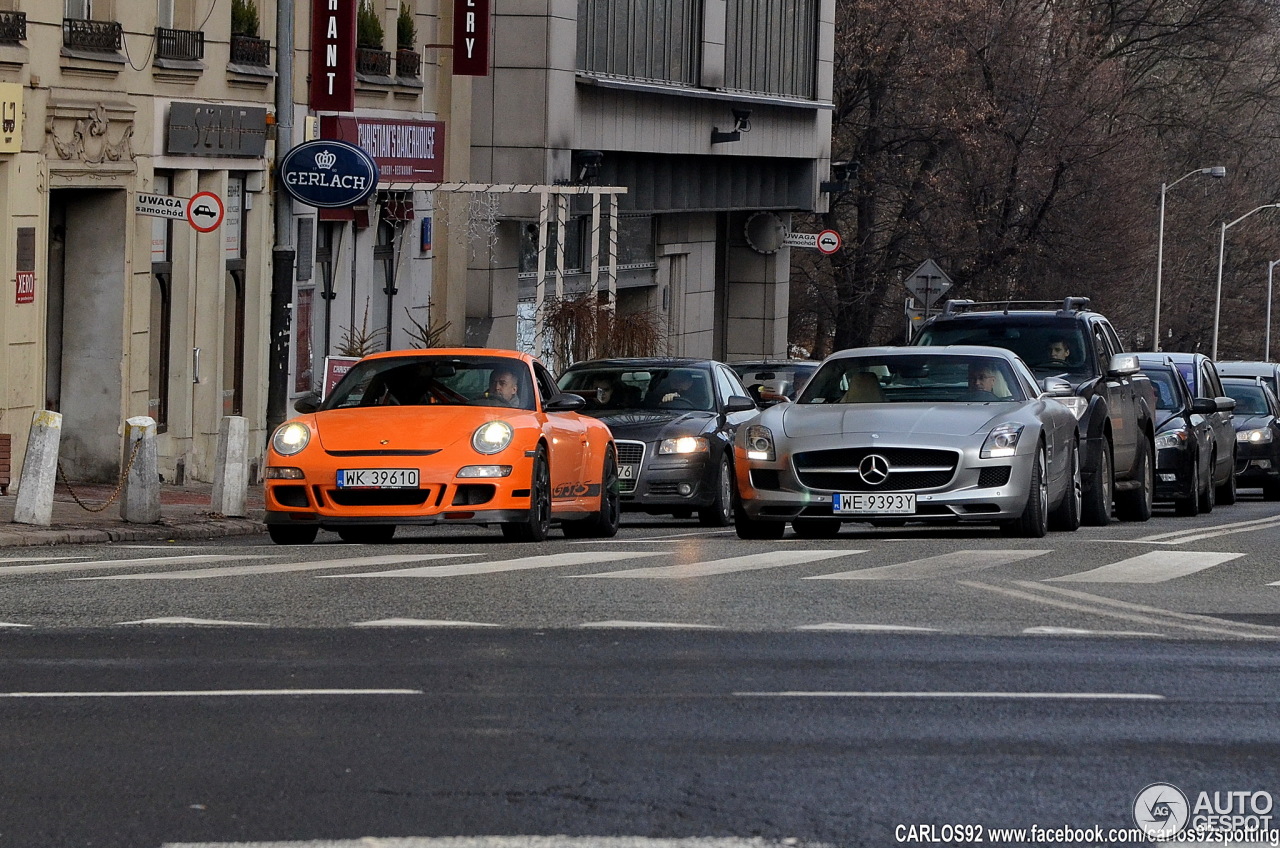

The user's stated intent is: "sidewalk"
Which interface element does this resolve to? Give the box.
[0,480,266,548]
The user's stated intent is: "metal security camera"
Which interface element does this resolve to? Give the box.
[731,108,752,132]
[574,150,604,184]
[830,160,852,181]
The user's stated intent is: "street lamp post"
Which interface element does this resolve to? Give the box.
[1154,166,1226,351]
[1268,259,1280,362]
[1213,203,1280,360]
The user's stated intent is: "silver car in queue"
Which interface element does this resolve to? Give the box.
[733,346,1083,539]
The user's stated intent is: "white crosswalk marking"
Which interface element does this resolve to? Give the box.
[806,549,1051,580]
[320,550,663,577]
[576,550,857,579]
[1047,551,1243,583]
[0,554,278,577]
[76,553,475,580]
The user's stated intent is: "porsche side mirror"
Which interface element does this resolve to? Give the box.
[545,392,586,413]
[294,393,321,414]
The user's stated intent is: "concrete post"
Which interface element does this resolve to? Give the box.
[211,416,249,517]
[13,410,62,526]
[120,416,160,524]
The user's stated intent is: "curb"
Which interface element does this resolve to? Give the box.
[0,517,266,548]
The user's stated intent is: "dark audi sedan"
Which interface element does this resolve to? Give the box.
[558,358,758,525]
[1221,376,1280,500]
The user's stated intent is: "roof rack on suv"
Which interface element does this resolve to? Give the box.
[941,297,1091,316]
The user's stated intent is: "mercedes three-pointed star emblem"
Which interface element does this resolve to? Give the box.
[858,453,891,486]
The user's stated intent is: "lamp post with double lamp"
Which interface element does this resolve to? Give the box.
[1213,203,1280,360]
[1154,165,1226,351]
[1267,259,1280,362]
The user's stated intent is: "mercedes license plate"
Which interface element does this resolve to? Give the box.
[833,493,916,514]
[337,468,419,489]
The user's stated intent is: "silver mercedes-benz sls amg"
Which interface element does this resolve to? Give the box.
[733,346,1083,539]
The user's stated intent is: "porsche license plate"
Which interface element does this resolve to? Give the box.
[337,468,419,489]
[833,493,916,514]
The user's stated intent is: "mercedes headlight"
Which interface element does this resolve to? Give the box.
[745,425,775,462]
[1155,430,1188,450]
[271,421,311,456]
[980,423,1024,458]
[472,420,514,455]
[1238,427,1274,444]
[658,436,708,455]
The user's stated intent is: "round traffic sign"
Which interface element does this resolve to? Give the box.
[186,191,225,233]
[817,229,842,255]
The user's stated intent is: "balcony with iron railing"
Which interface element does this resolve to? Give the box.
[396,48,420,79]
[230,33,269,66]
[357,46,392,77]
[63,17,122,53]
[156,27,204,61]
[0,10,26,43]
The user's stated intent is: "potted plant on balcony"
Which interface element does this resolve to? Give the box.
[231,0,259,37]
[356,0,391,76]
[396,3,419,77]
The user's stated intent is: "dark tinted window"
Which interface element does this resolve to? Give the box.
[916,317,1090,375]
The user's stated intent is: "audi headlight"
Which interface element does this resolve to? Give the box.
[981,423,1024,458]
[658,436,709,455]
[271,422,311,456]
[1238,427,1274,444]
[472,420,514,454]
[745,425,775,462]
[1155,430,1188,450]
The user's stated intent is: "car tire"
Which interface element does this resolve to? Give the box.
[1048,438,1082,532]
[1081,440,1113,526]
[502,446,552,542]
[1198,454,1216,514]
[733,500,785,539]
[1174,460,1201,517]
[562,446,622,539]
[267,524,319,546]
[336,525,396,544]
[1216,456,1238,505]
[697,454,734,527]
[1005,445,1048,538]
[1116,437,1154,522]
[791,517,842,538]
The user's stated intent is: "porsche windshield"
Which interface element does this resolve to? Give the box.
[323,356,537,411]
[797,355,1027,404]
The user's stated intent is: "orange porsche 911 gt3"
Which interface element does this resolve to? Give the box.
[263,349,620,545]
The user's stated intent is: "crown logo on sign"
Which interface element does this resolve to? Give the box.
[315,150,337,169]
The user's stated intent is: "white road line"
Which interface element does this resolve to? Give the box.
[579,620,721,629]
[1046,551,1243,583]
[794,622,940,632]
[0,689,422,699]
[75,553,475,580]
[0,554,278,577]
[733,691,1165,700]
[572,531,738,543]
[0,621,33,628]
[1022,626,1165,637]
[352,618,501,628]
[576,550,855,579]
[116,617,267,626]
[960,580,1279,639]
[1016,581,1280,635]
[0,556,86,564]
[1136,515,1280,544]
[320,550,663,577]
[807,549,1051,580]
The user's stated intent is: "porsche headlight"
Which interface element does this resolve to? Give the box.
[1155,430,1188,450]
[981,423,1024,458]
[1238,427,1273,444]
[658,436,709,455]
[271,422,311,456]
[745,425,775,462]
[472,420,514,454]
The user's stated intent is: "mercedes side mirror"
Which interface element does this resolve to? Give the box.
[1040,377,1074,397]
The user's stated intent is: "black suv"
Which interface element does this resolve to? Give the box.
[913,298,1156,525]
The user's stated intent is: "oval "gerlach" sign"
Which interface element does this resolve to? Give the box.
[278,139,380,208]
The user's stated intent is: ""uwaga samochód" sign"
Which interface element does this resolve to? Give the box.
[277,139,380,208]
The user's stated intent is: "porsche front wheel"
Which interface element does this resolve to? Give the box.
[503,446,552,542]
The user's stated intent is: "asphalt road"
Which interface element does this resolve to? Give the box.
[2,495,1280,847]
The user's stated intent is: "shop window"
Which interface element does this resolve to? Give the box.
[149,171,174,431]
[223,175,247,417]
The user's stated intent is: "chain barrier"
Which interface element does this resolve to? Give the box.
[56,438,144,513]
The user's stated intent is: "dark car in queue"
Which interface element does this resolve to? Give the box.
[1140,359,1218,515]
[1220,376,1280,500]
[1216,360,1280,396]
[558,358,758,525]
[734,346,1082,539]
[729,360,819,406]
[1139,352,1238,506]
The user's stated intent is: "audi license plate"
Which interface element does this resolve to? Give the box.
[337,468,419,489]
[833,493,916,514]
[618,464,638,480]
